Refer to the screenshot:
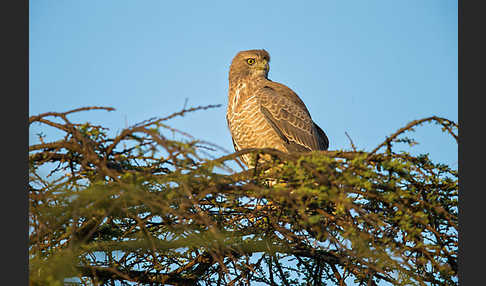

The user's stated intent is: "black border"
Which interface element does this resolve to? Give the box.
[458,0,482,285]
[3,0,29,284]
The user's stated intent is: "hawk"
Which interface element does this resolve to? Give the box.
[226,49,329,168]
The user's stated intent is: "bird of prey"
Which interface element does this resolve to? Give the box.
[226,49,329,168]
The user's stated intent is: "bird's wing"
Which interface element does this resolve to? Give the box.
[256,84,328,152]
[313,122,329,150]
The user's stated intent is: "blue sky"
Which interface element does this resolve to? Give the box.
[29,0,458,167]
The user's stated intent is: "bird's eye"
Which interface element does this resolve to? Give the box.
[247,58,256,65]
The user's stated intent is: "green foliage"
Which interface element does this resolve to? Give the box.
[29,106,458,286]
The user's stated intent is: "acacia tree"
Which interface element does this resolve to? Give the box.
[29,106,458,286]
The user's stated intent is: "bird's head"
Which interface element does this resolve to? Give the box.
[229,49,270,81]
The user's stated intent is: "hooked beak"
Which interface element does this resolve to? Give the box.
[255,59,269,72]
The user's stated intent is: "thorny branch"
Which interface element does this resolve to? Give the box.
[29,106,458,286]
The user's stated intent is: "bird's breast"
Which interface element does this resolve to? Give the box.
[227,83,287,154]
[228,83,262,125]
[230,82,247,115]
